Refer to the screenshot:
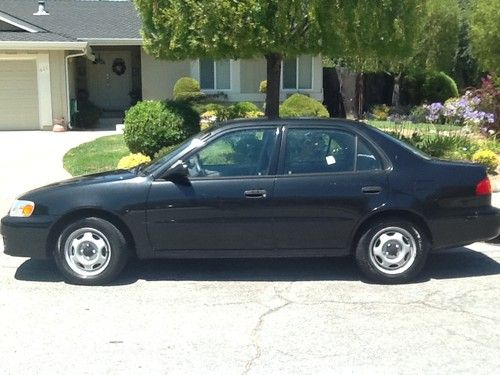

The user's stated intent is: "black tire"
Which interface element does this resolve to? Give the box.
[54,217,129,285]
[355,219,429,284]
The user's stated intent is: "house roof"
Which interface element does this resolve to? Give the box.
[0,0,141,45]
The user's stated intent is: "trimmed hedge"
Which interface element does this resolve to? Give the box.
[124,100,200,157]
[280,93,329,117]
[173,77,205,101]
[422,71,459,103]
[403,71,459,105]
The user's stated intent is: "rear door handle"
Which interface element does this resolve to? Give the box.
[244,189,267,199]
[362,186,382,194]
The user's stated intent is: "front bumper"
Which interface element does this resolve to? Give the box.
[431,206,500,250]
[1,215,56,259]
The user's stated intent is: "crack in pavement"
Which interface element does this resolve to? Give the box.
[241,286,499,374]
[242,283,294,375]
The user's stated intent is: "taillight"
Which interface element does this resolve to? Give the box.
[476,177,492,196]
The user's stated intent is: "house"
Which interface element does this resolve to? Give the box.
[0,0,323,130]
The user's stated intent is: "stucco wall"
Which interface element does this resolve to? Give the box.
[141,49,190,100]
[49,50,67,124]
[141,52,323,103]
[240,58,266,94]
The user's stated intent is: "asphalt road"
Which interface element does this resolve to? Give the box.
[0,241,499,374]
[0,132,499,374]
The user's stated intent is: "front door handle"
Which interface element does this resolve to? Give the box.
[244,189,267,199]
[362,186,382,194]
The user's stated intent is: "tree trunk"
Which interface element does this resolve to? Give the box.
[355,72,364,119]
[265,53,282,119]
[392,73,401,108]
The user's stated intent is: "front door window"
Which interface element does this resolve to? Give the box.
[186,128,278,178]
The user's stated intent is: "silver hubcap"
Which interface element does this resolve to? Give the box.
[64,228,111,276]
[369,227,417,275]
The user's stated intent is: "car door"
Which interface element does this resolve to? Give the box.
[273,125,389,254]
[147,126,280,253]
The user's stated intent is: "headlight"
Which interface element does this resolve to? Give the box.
[9,200,35,217]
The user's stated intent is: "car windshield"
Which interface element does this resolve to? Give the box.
[138,131,211,176]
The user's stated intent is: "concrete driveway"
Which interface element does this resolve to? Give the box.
[0,131,499,374]
[0,130,116,215]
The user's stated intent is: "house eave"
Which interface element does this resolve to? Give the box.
[0,41,88,50]
[81,38,143,46]
[0,12,44,33]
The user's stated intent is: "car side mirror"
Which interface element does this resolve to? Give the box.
[163,161,190,183]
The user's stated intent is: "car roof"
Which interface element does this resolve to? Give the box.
[215,117,369,132]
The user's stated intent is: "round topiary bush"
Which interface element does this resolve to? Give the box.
[229,101,260,118]
[173,77,205,101]
[124,100,200,157]
[422,71,459,103]
[259,80,267,93]
[280,93,329,117]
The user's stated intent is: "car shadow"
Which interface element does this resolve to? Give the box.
[14,246,500,285]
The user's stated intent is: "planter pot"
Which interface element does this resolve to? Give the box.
[52,124,66,132]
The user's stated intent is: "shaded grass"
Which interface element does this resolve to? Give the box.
[63,135,129,176]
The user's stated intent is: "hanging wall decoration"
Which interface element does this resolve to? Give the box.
[112,58,126,76]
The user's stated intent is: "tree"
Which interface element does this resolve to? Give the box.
[469,0,500,74]
[135,0,425,119]
[136,0,327,118]
[391,0,460,107]
[412,0,460,74]
[321,1,425,116]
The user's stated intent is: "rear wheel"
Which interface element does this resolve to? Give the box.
[355,219,429,283]
[54,217,129,285]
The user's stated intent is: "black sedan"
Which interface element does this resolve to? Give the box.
[2,119,499,285]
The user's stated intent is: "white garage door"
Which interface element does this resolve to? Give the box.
[0,60,39,130]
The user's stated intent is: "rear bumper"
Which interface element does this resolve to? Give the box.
[430,206,500,250]
[1,215,56,259]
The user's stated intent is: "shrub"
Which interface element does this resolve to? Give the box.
[231,101,260,117]
[259,80,267,93]
[244,111,264,119]
[198,102,262,124]
[280,94,329,117]
[74,101,102,128]
[153,144,181,159]
[470,75,499,136]
[385,129,478,159]
[422,71,459,103]
[371,104,391,121]
[409,106,428,123]
[117,153,151,169]
[421,92,495,128]
[124,100,200,157]
[472,149,498,173]
[173,77,205,102]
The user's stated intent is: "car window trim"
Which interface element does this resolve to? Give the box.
[156,125,283,181]
[278,124,389,176]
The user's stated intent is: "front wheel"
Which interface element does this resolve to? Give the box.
[355,219,429,284]
[54,217,129,285]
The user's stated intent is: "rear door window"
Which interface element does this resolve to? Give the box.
[283,129,356,174]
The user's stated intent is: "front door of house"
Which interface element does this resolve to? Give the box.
[87,51,132,111]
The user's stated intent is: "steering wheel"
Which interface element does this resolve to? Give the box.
[188,154,206,177]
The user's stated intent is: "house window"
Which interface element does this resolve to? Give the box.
[199,59,231,90]
[282,55,313,90]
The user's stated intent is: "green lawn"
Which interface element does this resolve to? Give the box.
[63,134,129,176]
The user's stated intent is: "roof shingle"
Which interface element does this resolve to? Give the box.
[0,0,141,42]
